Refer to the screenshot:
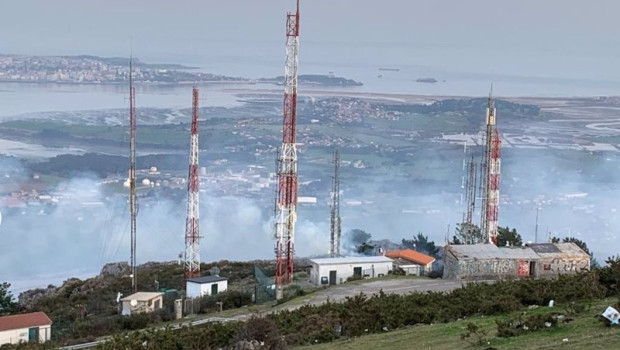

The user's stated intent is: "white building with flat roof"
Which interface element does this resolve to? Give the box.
[186,276,228,298]
[309,256,393,286]
[120,292,164,316]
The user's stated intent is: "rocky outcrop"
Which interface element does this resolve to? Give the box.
[100,261,130,278]
[18,284,58,309]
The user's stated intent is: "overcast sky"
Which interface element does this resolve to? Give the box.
[1,0,618,65]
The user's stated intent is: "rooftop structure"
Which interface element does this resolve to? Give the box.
[309,256,393,265]
[386,249,436,276]
[386,249,436,266]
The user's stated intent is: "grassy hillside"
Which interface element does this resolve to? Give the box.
[296,299,619,350]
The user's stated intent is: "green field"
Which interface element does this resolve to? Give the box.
[295,299,620,350]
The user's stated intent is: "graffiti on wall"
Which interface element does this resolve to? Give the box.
[457,259,516,278]
[542,258,589,273]
[517,260,530,277]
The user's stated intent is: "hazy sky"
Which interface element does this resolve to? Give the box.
[3,1,620,289]
[1,0,619,81]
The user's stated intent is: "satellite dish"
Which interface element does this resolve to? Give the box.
[210,266,221,277]
[130,299,138,307]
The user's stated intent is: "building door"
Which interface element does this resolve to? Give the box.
[28,327,39,342]
[211,283,218,295]
[353,267,362,278]
[329,270,337,285]
[529,262,536,277]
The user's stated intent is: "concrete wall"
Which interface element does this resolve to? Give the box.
[396,262,434,276]
[451,259,519,280]
[446,256,591,280]
[536,257,590,278]
[311,262,392,286]
[0,325,51,345]
[186,280,228,298]
[443,252,459,279]
[399,264,421,276]
[121,296,163,315]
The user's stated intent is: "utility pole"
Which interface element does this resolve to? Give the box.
[330,149,341,258]
[534,207,540,243]
[274,0,300,300]
[184,87,201,280]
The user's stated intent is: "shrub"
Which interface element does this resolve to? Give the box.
[293,271,309,281]
[390,267,406,276]
[118,312,150,330]
[496,313,559,338]
[427,270,443,279]
[233,316,286,349]
[346,275,363,282]
[199,290,252,313]
[460,322,489,347]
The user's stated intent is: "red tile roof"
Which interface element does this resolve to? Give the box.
[0,312,52,332]
[386,249,435,265]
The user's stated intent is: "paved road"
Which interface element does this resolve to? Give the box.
[286,278,466,308]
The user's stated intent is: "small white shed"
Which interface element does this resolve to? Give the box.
[0,312,52,345]
[309,256,393,286]
[120,292,164,316]
[186,276,228,298]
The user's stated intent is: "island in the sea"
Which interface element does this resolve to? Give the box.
[415,77,438,83]
[259,74,363,86]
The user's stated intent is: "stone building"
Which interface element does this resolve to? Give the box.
[443,243,589,280]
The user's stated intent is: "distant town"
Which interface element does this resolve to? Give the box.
[0,54,363,86]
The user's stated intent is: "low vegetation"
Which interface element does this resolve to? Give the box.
[298,299,618,350]
[2,262,620,349]
[3,251,620,349]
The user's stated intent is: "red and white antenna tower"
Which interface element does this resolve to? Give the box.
[129,57,138,293]
[274,0,300,300]
[480,90,501,244]
[185,87,201,279]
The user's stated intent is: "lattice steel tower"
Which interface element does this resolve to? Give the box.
[129,57,138,293]
[185,87,201,279]
[330,149,341,258]
[274,0,300,300]
[464,155,478,244]
[480,91,502,244]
